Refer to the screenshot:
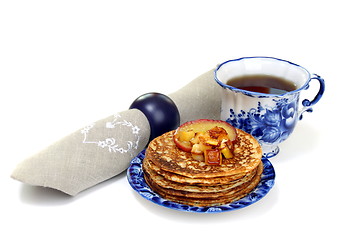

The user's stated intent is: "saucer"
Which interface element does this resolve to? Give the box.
[127,149,275,213]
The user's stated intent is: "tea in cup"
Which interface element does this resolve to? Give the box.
[214,57,325,158]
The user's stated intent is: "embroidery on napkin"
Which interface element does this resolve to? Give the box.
[81,113,141,155]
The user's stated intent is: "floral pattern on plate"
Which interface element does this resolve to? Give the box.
[127,149,275,213]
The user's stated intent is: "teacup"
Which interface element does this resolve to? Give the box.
[214,57,325,158]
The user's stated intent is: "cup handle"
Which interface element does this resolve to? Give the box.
[299,74,325,120]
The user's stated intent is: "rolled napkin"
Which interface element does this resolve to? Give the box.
[11,69,221,195]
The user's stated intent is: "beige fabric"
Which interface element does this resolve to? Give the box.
[11,69,222,195]
[169,69,221,123]
[11,110,150,196]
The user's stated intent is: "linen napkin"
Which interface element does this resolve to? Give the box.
[11,69,221,195]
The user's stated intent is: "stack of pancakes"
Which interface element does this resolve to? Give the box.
[143,129,263,207]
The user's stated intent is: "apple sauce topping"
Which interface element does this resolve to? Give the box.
[174,125,235,165]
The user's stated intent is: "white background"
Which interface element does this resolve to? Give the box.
[1,0,359,239]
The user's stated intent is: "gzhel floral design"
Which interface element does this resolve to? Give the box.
[81,113,141,155]
[226,98,298,148]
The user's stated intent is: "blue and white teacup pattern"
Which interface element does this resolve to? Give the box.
[214,57,325,158]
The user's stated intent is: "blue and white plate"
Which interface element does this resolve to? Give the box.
[127,149,275,213]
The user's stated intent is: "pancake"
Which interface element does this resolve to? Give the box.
[142,127,263,207]
[144,164,262,207]
[144,162,262,198]
[146,129,262,178]
[143,158,259,193]
[143,157,257,185]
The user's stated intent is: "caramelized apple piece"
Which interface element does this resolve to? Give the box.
[205,138,220,146]
[191,152,204,161]
[220,146,234,159]
[178,130,195,142]
[219,139,234,159]
[191,143,212,154]
[207,126,227,139]
[204,149,222,165]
